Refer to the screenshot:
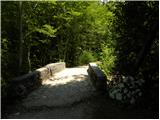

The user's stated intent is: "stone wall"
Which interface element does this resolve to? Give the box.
[11,62,65,98]
[45,62,66,77]
[87,63,107,93]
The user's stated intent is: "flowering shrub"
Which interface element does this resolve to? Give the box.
[108,75,145,104]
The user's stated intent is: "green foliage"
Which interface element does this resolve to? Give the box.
[113,1,158,76]
[78,51,97,65]
[1,2,158,113]
[99,45,116,76]
[35,24,57,37]
[110,2,159,111]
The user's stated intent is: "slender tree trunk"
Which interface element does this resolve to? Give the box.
[18,1,23,75]
[28,42,31,73]
[64,38,69,61]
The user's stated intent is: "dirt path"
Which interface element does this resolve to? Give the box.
[21,66,97,108]
[8,66,156,119]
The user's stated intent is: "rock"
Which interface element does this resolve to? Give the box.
[122,76,125,79]
[131,91,135,95]
[49,78,54,81]
[42,95,47,98]
[111,90,116,95]
[109,92,115,99]
[130,98,135,104]
[123,96,127,100]
[108,74,144,104]
[139,79,145,83]
[123,77,127,83]
[138,92,142,96]
[129,85,134,89]
[14,112,20,116]
[137,82,142,86]
[118,83,124,88]
[127,92,131,98]
[115,93,122,101]
[135,89,140,93]
[123,88,128,94]
[129,76,134,81]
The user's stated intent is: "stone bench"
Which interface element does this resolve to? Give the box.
[10,62,65,98]
[87,63,107,93]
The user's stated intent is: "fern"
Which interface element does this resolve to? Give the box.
[35,24,57,37]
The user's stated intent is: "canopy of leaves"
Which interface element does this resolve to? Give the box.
[1,1,158,117]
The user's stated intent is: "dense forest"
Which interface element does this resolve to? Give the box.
[1,1,159,118]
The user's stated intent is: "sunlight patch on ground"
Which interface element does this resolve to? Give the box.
[42,66,88,86]
[22,65,96,107]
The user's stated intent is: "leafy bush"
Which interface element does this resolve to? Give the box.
[78,51,96,65]
[99,45,116,76]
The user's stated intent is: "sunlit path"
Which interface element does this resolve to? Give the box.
[22,66,96,107]
[8,65,154,119]
[2,1,158,118]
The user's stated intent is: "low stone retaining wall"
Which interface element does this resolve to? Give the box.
[10,62,65,98]
[87,63,107,93]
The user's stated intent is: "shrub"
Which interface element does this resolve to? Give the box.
[78,51,97,65]
[99,45,116,76]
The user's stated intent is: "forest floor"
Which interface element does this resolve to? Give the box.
[7,66,156,119]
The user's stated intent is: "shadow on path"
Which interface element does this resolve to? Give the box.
[8,66,156,119]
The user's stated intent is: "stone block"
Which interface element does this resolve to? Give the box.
[11,62,66,98]
[87,63,107,92]
[36,67,50,81]
[45,62,65,76]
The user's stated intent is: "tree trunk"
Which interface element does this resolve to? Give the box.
[28,42,31,73]
[18,1,23,75]
[64,38,69,62]
[134,22,158,75]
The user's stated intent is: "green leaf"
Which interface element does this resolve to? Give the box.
[35,24,57,37]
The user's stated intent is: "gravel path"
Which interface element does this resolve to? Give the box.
[8,66,156,119]
[22,66,96,108]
